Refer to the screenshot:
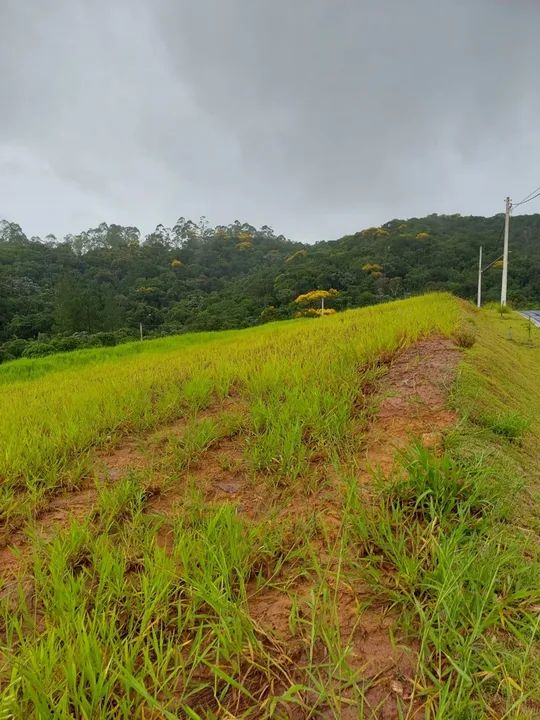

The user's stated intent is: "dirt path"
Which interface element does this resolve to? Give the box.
[344,335,460,718]
[248,335,462,719]
[362,335,459,477]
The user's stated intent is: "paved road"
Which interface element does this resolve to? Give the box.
[519,310,540,327]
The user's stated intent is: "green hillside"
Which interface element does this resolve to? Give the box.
[1,213,540,360]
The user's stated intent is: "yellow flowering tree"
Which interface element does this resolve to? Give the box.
[236,230,253,250]
[361,226,389,237]
[362,262,383,276]
[294,288,339,316]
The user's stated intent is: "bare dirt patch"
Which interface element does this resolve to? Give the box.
[0,396,248,581]
[150,433,264,520]
[248,579,422,719]
[94,395,248,483]
[362,335,460,477]
[341,604,422,719]
[199,437,253,501]
[0,488,97,581]
[340,334,460,717]
[94,440,148,481]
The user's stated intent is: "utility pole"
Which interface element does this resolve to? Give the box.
[501,196,511,306]
[477,245,483,308]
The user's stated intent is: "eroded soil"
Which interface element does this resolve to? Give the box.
[363,335,459,477]
[0,334,462,718]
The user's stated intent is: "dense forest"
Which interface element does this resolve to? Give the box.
[1,212,540,360]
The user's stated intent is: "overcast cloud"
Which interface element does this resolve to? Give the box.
[1,0,540,242]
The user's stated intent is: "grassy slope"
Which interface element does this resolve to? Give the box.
[0,330,235,386]
[417,306,540,717]
[1,296,540,718]
[454,308,540,519]
[0,294,457,522]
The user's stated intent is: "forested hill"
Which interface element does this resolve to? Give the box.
[1,212,540,359]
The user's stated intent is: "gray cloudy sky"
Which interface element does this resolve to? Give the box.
[1,0,540,243]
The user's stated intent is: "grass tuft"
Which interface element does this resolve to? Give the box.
[479,410,531,441]
[452,326,476,348]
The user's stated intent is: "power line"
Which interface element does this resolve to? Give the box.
[513,182,540,207]
[480,223,504,270]
[514,184,540,205]
[476,222,504,273]
[497,180,539,306]
[517,184,540,203]
[513,189,540,208]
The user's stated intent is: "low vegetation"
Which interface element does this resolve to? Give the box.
[1,293,539,718]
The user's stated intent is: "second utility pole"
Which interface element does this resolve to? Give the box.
[477,245,483,308]
[500,196,511,306]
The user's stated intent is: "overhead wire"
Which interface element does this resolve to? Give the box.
[516,184,540,204]
[514,190,540,208]
[481,221,505,272]
[513,184,540,208]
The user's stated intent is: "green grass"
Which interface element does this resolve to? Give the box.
[372,305,540,718]
[0,330,235,386]
[479,410,531,441]
[347,445,540,717]
[2,295,540,717]
[0,294,457,519]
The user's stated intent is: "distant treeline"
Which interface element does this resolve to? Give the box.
[1,212,539,361]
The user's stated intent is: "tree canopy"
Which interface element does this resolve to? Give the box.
[1,212,539,360]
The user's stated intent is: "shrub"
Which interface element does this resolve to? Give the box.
[2,338,28,358]
[52,337,81,352]
[260,305,278,323]
[21,342,56,358]
[95,332,117,347]
[452,327,476,348]
[113,327,137,342]
[0,350,15,364]
[71,333,101,348]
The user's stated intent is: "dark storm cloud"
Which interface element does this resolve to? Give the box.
[1,0,540,242]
